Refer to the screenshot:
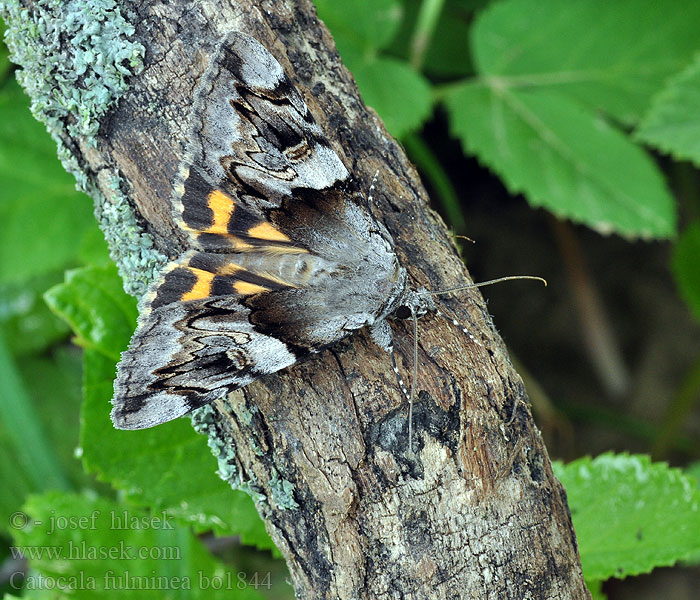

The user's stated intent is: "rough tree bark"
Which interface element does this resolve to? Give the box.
[6,0,590,598]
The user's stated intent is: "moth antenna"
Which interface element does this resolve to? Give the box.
[423,275,547,297]
[419,274,544,346]
[454,234,476,244]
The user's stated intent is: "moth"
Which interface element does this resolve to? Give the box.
[111,32,432,430]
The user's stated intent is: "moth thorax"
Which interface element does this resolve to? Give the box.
[234,252,335,287]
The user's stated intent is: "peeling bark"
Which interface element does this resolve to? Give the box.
[11,0,589,598]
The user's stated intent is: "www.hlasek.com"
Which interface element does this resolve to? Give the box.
[10,540,181,562]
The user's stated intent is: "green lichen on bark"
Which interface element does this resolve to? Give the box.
[191,404,245,488]
[100,175,166,297]
[268,471,299,511]
[0,0,144,177]
[191,403,298,510]
[0,0,166,296]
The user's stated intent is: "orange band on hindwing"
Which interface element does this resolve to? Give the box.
[188,189,300,252]
[205,190,236,235]
[233,281,271,295]
[247,222,292,243]
[180,268,216,301]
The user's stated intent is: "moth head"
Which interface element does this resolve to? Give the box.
[393,305,412,320]
[392,287,435,321]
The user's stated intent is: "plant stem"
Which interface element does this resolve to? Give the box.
[652,350,700,459]
[551,218,630,399]
[410,0,445,70]
[402,132,466,233]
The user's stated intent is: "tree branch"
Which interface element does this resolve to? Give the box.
[6,0,589,597]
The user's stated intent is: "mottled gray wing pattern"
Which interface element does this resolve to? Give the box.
[111,32,409,430]
[173,31,350,251]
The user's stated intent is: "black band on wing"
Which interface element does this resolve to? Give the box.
[152,267,198,309]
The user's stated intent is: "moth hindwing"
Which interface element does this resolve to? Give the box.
[111,31,416,430]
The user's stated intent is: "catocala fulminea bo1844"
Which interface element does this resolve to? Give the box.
[111,31,438,431]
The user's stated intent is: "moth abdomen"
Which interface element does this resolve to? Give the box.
[232,252,336,288]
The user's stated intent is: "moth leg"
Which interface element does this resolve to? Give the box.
[369,319,393,352]
[360,170,386,236]
[365,170,379,214]
[431,307,523,422]
[389,346,411,404]
[370,319,412,398]
[386,331,416,453]
[371,316,417,455]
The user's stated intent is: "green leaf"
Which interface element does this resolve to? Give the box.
[0,19,10,79]
[12,492,266,599]
[0,272,70,356]
[637,55,700,166]
[686,460,700,485]
[444,82,675,237]
[671,222,700,324]
[471,0,700,125]
[47,265,274,550]
[0,80,97,283]
[17,350,85,480]
[352,57,432,137]
[315,1,431,136]
[1,349,88,533]
[0,428,36,537]
[0,331,70,513]
[554,453,700,581]
[440,0,694,238]
[0,272,83,532]
[391,0,479,77]
[315,0,403,56]
[44,265,138,360]
[76,222,112,267]
[417,4,474,77]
